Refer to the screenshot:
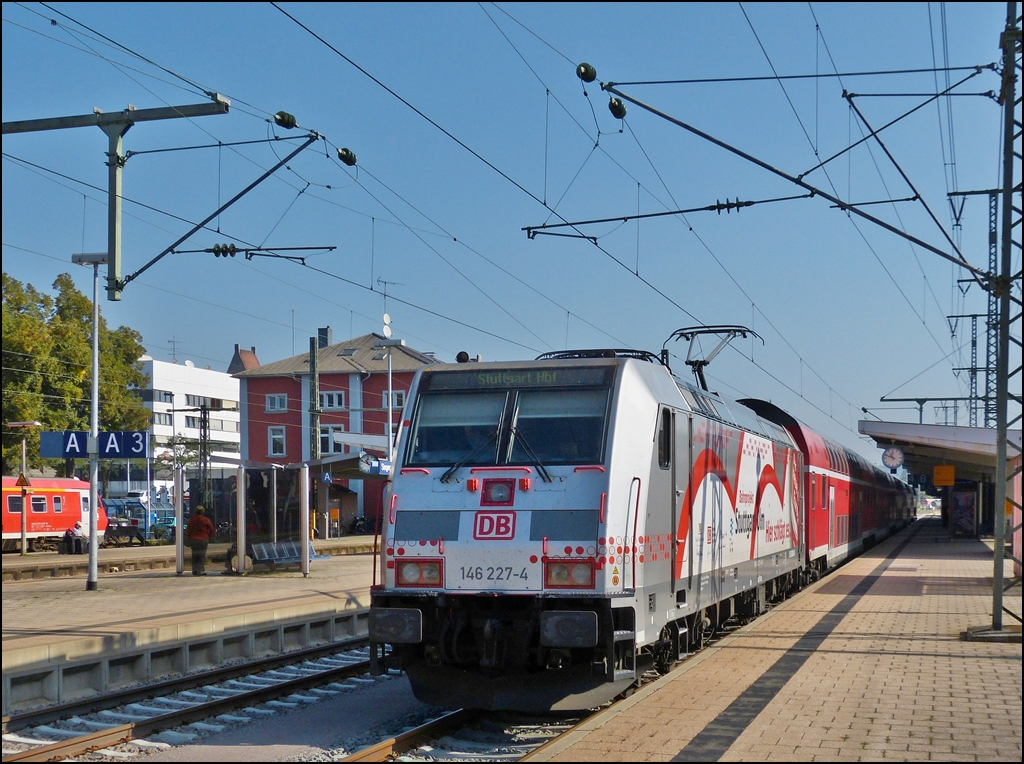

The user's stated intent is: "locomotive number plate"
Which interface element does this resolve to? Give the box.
[460,566,529,582]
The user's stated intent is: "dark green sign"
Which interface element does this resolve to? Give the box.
[425,366,611,391]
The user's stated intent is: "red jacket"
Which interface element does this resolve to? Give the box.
[186,513,216,542]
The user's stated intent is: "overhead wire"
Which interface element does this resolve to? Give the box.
[17,1,573,357]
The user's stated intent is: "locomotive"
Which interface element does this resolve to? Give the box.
[2,476,108,552]
[368,342,915,712]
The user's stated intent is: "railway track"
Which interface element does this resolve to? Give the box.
[339,617,752,761]
[1,639,386,762]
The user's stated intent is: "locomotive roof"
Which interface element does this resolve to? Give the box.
[416,350,797,450]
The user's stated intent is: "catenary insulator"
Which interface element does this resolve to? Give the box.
[576,63,597,83]
[608,97,627,120]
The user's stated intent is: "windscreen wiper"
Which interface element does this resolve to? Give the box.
[510,426,553,483]
[440,432,497,483]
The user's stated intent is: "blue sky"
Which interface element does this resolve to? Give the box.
[2,2,1015,463]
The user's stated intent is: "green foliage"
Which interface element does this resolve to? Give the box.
[154,433,201,479]
[2,272,151,475]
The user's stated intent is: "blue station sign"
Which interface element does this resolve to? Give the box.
[40,430,150,459]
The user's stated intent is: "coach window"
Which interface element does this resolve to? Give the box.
[658,408,672,469]
[8,495,23,513]
[811,475,816,510]
[53,496,63,513]
[31,496,47,513]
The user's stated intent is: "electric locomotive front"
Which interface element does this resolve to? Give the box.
[370,357,641,711]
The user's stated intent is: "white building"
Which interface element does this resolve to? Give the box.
[109,354,248,498]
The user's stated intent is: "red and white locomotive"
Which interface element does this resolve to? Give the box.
[369,344,915,711]
[2,475,108,552]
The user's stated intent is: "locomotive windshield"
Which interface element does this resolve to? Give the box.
[508,389,607,464]
[406,365,613,467]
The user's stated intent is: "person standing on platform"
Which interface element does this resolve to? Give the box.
[185,505,216,576]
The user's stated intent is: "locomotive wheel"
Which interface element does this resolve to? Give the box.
[654,624,677,674]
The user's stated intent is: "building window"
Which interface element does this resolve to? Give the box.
[385,390,405,409]
[266,394,288,413]
[185,416,199,429]
[320,391,346,410]
[320,424,347,454]
[141,389,174,403]
[269,426,286,457]
[153,412,172,426]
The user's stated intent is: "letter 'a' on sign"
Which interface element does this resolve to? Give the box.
[933,464,956,487]
[101,431,125,457]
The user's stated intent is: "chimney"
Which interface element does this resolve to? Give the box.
[318,326,333,349]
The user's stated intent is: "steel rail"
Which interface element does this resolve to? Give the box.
[3,652,373,762]
[339,709,478,761]
[2,634,370,734]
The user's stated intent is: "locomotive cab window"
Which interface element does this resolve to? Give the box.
[508,389,608,466]
[407,392,506,466]
[406,365,614,468]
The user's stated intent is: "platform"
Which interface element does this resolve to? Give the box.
[2,537,378,715]
[0,535,378,581]
[534,515,1022,762]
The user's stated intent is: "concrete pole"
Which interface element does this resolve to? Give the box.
[20,438,27,555]
[87,262,100,591]
[174,466,184,576]
[271,468,278,545]
[301,465,310,577]
[236,465,246,574]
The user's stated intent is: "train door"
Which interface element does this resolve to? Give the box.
[645,407,676,590]
[828,484,836,554]
[673,413,693,595]
[81,492,92,537]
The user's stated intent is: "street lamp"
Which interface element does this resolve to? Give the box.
[73,252,107,591]
[8,421,41,556]
[374,337,405,464]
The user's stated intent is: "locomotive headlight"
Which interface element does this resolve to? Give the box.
[570,562,593,586]
[544,560,595,589]
[548,563,570,585]
[397,560,443,587]
[400,563,422,584]
[487,482,510,503]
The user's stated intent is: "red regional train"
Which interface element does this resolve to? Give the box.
[2,476,108,552]
[369,339,916,712]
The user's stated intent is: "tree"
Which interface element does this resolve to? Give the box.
[2,272,151,475]
[153,433,201,480]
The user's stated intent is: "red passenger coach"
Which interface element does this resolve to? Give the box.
[738,399,916,578]
[2,476,107,552]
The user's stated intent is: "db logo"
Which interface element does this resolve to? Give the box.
[473,510,516,540]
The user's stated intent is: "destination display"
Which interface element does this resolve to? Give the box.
[424,366,612,391]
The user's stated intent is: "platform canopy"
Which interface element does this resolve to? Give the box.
[858,420,1023,484]
[217,449,392,482]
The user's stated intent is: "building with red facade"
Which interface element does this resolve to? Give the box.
[234,330,435,531]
